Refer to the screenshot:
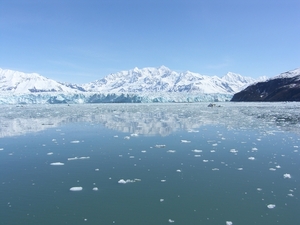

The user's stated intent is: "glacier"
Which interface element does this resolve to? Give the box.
[0,92,233,104]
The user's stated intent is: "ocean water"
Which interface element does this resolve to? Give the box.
[0,103,299,225]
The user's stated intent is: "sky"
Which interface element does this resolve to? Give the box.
[0,0,299,84]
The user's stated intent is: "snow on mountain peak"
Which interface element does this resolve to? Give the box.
[273,68,300,80]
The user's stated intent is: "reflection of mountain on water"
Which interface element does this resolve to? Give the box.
[0,103,300,138]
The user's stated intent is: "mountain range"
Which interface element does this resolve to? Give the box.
[1,66,298,103]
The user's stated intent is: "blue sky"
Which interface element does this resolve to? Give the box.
[1,0,299,83]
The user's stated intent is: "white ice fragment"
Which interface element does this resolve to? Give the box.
[237,168,243,171]
[130,133,138,137]
[181,140,191,143]
[187,129,199,133]
[50,162,64,166]
[92,187,98,191]
[176,169,182,172]
[70,140,80,144]
[70,187,83,191]
[168,219,175,223]
[161,180,166,182]
[192,149,202,153]
[95,168,99,171]
[118,179,127,184]
[269,168,276,171]
[203,160,209,162]
[68,156,90,161]
[0,148,4,151]
[210,150,216,153]
[118,179,140,184]
[194,155,201,157]
[47,152,53,155]
[212,168,219,171]
[167,150,176,153]
[283,173,291,179]
[160,199,164,202]
[113,135,118,138]
[212,143,218,146]
[226,221,233,225]
[287,193,294,197]
[141,150,147,153]
[275,165,281,169]
[252,147,258,151]
[267,204,276,209]
[230,149,238,153]
[124,136,130,140]
[129,156,135,158]
[248,157,255,160]
[257,188,262,191]
[155,145,166,148]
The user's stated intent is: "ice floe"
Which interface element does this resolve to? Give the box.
[176,169,182,172]
[155,145,166,148]
[194,155,201,157]
[70,140,80,144]
[283,173,291,179]
[269,168,276,171]
[230,149,238,153]
[92,187,98,191]
[181,140,191,143]
[226,221,233,225]
[192,149,202,153]
[168,219,175,223]
[124,136,130,140]
[167,150,176,153]
[68,156,90,161]
[70,187,83,191]
[248,157,255,160]
[212,168,219,171]
[118,179,141,184]
[0,148,4,151]
[160,199,164,202]
[50,162,64,166]
[252,147,258,151]
[47,152,53,155]
[267,204,276,209]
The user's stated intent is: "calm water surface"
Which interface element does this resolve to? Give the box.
[0,103,299,225]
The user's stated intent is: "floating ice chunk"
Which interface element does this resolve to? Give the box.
[0,148,4,151]
[114,135,118,138]
[181,140,191,143]
[168,219,175,223]
[237,168,243,171]
[68,156,90,161]
[129,156,135,158]
[47,152,53,155]
[118,179,141,184]
[248,157,255,160]
[257,139,261,141]
[161,180,166,182]
[141,150,147,153]
[192,149,202,153]
[187,129,199,133]
[176,169,182,172]
[257,188,262,191]
[212,168,219,171]
[194,155,201,157]
[275,165,281,169]
[167,150,176,153]
[230,149,238,153]
[252,147,258,151]
[283,174,291,179]
[130,133,138,137]
[267,204,276,209]
[160,199,164,202]
[212,143,218,146]
[95,168,99,171]
[92,187,98,191]
[50,162,64,166]
[203,160,209,162]
[211,150,216,153]
[287,193,294,197]
[70,140,80,144]
[124,136,130,140]
[269,168,276,171]
[155,145,166,148]
[226,221,233,225]
[70,187,83,191]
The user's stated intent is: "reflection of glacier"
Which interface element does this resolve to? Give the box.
[0,103,300,138]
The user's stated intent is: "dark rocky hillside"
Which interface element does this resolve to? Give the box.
[231,76,300,101]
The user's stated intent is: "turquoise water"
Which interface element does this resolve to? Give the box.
[0,103,299,225]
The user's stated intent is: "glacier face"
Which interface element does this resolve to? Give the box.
[0,66,268,104]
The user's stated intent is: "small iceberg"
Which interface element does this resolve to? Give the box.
[50,162,64,166]
[267,204,276,209]
[283,173,291,179]
[70,187,83,191]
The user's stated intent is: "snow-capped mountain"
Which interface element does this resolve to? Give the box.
[0,68,80,93]
[0,66,269,104]
[82,66,263,94]
[232,68,300,101]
